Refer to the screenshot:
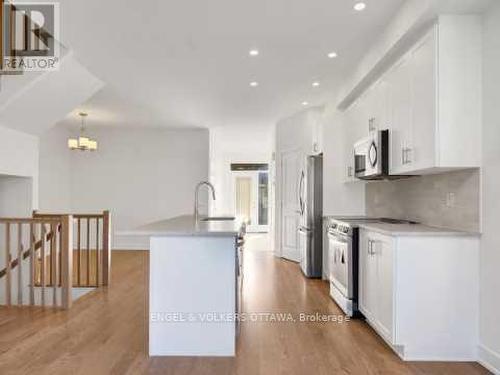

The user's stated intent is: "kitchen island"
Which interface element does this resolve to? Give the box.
[131,215,245,357]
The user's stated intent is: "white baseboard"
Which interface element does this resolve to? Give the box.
[478,344,500,375]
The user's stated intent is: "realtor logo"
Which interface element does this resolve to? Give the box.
[1,1,60,72]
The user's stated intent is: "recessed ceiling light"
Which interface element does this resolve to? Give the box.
[249,49,259,56]
[302,101,309,106]
[312,82,320,87]
[250,81,259,87]
[327,51,338,59]
[354,2,366,11]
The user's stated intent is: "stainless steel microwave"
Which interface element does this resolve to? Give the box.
[353,130,389,180]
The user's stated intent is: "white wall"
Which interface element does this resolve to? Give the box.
[0,176,33,217]
[38,126,210,249]
[38,126,72,212]
[0,125,39,209]
[0,52,103,136]
[209,126,273,216]
[479,3,500,373]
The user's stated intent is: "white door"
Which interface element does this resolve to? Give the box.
[280,150,302,262]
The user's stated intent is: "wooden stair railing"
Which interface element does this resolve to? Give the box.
[0,216,73,309]
[0,224,59,279]
[32,211,111,287]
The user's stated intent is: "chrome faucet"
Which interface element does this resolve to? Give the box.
[194,181,216,222]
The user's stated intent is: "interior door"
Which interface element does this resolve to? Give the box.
[234,175,253,223]
[280,150,302,262]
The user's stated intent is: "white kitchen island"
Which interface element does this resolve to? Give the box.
[130,215,244,357]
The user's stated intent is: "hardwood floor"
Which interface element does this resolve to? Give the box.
[0,250,490,375]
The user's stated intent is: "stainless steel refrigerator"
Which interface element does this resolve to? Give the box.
[298,154,323,278]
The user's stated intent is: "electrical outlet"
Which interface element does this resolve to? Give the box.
[446,192,456,208]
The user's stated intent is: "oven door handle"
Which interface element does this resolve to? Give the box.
[328,232,349,243]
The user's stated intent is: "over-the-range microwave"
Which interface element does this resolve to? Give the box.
[353,130,412,180]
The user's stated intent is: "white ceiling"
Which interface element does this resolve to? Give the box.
[54,0,405,129]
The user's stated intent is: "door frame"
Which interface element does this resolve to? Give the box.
[231,170,270,233]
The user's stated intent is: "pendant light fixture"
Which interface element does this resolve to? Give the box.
[68,112,98,151]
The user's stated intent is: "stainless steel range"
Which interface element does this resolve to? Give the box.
[327,217,375,317]
[327,217,418,317]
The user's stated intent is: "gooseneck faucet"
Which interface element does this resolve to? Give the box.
[194,181,216,222]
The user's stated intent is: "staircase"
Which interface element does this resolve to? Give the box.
[0,211,111,309]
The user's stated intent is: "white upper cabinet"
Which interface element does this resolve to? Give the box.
[388,17,482,175]
[387,55,412,174]
[389,25,438,175]
[407,29,437,173]
[341,98,367,182]
[365,78,391,134]
[338,15,482,176]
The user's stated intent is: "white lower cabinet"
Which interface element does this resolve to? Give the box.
[359,228,480,361]
[359,230,394,344]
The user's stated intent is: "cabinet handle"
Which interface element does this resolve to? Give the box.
[406,148,412,164]
[347,166,353,177]
[402,148,412,165]
[369,117,376,132]
[368,240,377,256]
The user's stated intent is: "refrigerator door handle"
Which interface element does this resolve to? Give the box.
[297,226,312,235]
[298,170,305,216]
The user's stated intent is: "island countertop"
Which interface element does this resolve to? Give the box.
[121,215,244,237]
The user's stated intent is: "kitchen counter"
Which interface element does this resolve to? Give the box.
[357,222,480,237]
[123,215,244,237]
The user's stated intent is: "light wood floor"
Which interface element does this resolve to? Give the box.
[0,250,490,375]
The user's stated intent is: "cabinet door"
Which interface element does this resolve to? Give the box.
[370,79,390,132]
[342,105,356,182]
[358,230,377,320]
[409,29,437,171]
[387,56,412,174]
[373,234,394,343]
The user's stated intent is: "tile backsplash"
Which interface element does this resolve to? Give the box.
[365,169,480,232]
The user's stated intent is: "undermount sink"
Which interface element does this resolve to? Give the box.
[200,216,235,222]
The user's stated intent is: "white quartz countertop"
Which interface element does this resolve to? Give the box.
[121,215,244,237]
[357,222,480,237]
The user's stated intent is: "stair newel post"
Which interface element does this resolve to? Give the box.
[61,215,73,309]
[17,223,23,305]
[5,222,11,306]
[29,222,35,305]
[102,210,111,286]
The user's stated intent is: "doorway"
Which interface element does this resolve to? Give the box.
[231,164,269,233]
